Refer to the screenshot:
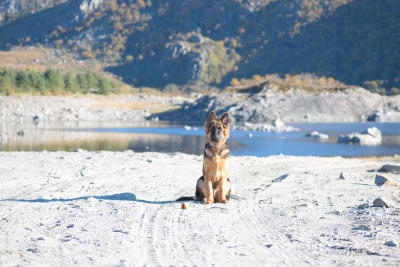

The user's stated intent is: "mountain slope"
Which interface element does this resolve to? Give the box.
[0,0,399,93]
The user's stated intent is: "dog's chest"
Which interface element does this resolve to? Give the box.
[203,143,230,180]
[203,157,229,180]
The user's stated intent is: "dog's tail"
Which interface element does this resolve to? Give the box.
[176,196,196,201]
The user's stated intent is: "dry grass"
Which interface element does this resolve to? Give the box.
[226,73,354,93]
[357,155,400,162]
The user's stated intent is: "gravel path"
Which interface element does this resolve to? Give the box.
[0,151,399,266]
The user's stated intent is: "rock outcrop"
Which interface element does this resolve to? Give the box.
[156,88,400,125]
[337,127,382,145]
[159,33,240,85]
[80,0,104,15]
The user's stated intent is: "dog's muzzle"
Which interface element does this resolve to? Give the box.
[211,128,222,142]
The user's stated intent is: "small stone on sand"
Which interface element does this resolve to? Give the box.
[384,240,399,247]
[340,172,356,180]
[373,197,389,208]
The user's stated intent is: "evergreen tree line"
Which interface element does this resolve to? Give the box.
[0,69,122,95]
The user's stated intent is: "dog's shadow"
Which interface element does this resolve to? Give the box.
[0,192,180,205]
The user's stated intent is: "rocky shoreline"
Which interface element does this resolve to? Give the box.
[0,94,189,123]
[1,88,400,132]
[155,88,400,125]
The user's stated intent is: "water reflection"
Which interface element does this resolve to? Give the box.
[1,121,400,157]
[0,132,205,154]
[0,122,242,155]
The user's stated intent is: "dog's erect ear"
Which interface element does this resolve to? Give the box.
[207,111,218,123]
[205,111,218,135]
[220,112,230,127]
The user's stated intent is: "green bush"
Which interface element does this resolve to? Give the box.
[15,71,30,91]
[0,75,13,95]
[64,72,78,92]
[28,72,46,94]
[0,68,121,95]
[77,73,89,92]
[45,69,65,93]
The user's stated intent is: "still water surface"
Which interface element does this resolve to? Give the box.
[1,122,400,157]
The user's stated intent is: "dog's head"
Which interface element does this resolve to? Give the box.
[205,111,230,146]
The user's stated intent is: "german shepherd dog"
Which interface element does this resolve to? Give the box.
[177,111,231,204]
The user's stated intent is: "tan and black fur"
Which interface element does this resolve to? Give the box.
[177,111,231,204]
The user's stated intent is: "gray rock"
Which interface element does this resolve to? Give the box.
[378,164,400,174]
[272,118,285,127]
[337,134,354,143]
[351,133,382,145]
[340,172,356,180]
[337,127,382,145]
[375,174,400,187]
[331,209,343,215]
[352,224,372,231]
[33,115,40,124]
[373,197,389,208]
[158,87,400,124]
[272,174,291,183]
[362,127,381,138]
[306,131,329,140]
[384,240,399,247]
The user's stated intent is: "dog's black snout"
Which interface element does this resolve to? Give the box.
[213,131,222,141]
[211,126,223,142]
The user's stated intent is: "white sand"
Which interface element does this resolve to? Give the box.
[0,151,399,266]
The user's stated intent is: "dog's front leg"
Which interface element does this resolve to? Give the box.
[203,177,214,204]
[218,176,229,203]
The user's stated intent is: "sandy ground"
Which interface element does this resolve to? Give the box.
[0,151,399,266]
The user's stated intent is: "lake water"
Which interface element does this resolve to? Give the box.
[1,122,400,157]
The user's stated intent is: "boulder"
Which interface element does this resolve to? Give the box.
[337,134,354,143]
[339,172,356,180]
[362,127,381,138]
[375,174,400,187]
[272,118,285,127]
[372,197,390,208]
[337,127,382,145]
[378,164,400,174]
[384,240,399,247]
[305,131,329,140]
[351,133,382,145]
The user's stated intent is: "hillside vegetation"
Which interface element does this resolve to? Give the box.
[0,0,399,94]
[0,68,122,95]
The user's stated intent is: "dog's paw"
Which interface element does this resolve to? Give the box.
[220,199,229,203]
[203,198,214,204]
